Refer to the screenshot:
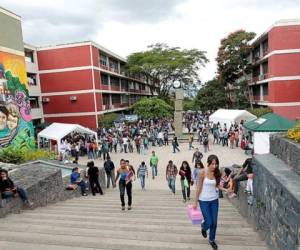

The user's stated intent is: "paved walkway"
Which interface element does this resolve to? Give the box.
[0,143,267,249]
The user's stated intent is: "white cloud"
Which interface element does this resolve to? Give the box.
[1,0,300,82]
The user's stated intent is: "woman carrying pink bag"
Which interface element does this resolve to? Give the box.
[193,155,225,250]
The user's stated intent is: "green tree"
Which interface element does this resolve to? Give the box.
[132,97,173,119]
[183,97,196,111]
[126,43,208,98]
[194,79,227,112]
[216,30,256,108]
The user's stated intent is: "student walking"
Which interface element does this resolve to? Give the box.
[87,161,103,195]
[188,133,194,150]
[115,159,133,211]
[104,156,116,188]
[172,136,180,153]
[179,161,192,202]
[193,155,223,250]
[137,161,148,190]
[150,151,159,179]
[166,160,178,195]
[70,167,88,196]
[193,160,204,187]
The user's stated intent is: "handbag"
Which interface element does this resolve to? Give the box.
[187,204,203,225]
[183,178,189,188]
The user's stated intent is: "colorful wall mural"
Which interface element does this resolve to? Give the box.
[0,51,35,150]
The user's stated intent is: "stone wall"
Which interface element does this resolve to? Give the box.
[270,134,300,175]
[228,137,300,250]
[0,162,106,218]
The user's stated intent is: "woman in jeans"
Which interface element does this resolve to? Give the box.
[115,159,132,211]
[193,155,222,250]
[179,161,191,202]
[0,169,33,207]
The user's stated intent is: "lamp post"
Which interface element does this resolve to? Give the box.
[173,80,183,139]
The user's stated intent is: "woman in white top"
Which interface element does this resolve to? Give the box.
[193,155,222,250]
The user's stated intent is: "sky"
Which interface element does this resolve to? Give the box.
[1,0,300,82]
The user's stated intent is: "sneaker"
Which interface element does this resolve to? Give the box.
[229,193,237,199]
[25,200,34,207]
[82,193,88,196]
[128,206,132,210]
[121,206,125,211]
[209,240,218,249]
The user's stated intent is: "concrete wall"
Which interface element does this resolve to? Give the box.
[0,9,23,52]
[229,135,300,250]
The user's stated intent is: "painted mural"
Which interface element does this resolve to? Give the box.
[0,51,35,150]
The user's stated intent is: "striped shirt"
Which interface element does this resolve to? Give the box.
[137,164,148,177]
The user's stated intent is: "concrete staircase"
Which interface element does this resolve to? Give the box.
[0,189,266,250]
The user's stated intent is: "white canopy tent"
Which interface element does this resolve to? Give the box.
[209,109,257,129]
[37,123,98,151]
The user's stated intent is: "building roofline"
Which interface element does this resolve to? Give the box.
[0,6,21,21]
[24,43,38,50]
[252,19,300,46]
[35,40,127,62]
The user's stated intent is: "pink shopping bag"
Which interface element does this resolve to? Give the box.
[187,204,203,225]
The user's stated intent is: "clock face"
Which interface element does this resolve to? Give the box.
[173,81,181,88]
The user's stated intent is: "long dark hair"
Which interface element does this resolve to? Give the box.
[207,154,221,187]
[181,161,190,169]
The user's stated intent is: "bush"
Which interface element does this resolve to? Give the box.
[287,123,300,143]
[0,147,57,164]
[248,107,272,117]
[98,113,119,128]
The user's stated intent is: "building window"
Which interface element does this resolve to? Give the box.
[101,74,109,85]
[262,40,268,55]
[25,50,34,63]
[262,62,268,74]
[102,94,110,105]
[135,82,139,90]
[140,84,146,91]
[110,76,120,87]
[253,66,260,77]
[121,79,129,91]
[263,83,268,96]
[29,96,39,108]
[129,81,135,90]
[111,94,121,104]
[27,73,37,86]
[109,58,119,73]
[253,47,260,60]
[100,53,107,67]
[121,94,129,104]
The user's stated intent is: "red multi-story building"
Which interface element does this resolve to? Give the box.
[33,41,155,128]
[248,19,300,120]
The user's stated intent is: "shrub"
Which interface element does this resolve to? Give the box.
[287,123,300,143]
[248,107,273,117]
[0,147,57,164]
[98,113,119,128]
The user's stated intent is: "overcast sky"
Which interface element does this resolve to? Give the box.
[1,0,300,82]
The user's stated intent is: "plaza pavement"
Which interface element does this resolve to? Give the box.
[78,142,248,191]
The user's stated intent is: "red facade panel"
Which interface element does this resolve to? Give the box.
[94,70,100,90]
[268,80,300,102]
[40,70,94,92]
[269,54,300,77]
[269,25,300,51]
[45,116,97,129]
[271,106,300,120]
[42,93,95,114]
[37,45,91,70]
[92,46,99,67]
[96,93,103,111]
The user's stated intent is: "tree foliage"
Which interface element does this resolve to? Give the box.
[132,97,173,119]
[248,107,273,117]
[98,113,119,128]
[216,30,256,108]
[194,79,227,112]
[217,30,256,84]
[126,43,208,97]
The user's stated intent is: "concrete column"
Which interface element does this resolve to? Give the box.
[174,88,183,138]
[260,84,263,101]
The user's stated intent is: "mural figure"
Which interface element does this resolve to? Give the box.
[0,56,35,150]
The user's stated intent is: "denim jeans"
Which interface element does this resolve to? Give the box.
[204,145,208,153]
[172,144,180,153]
[151,165,157,178]
[168,177,176,194]
[106,170,116,188]
[139,175,145,189]
[233,173,248,194]
[199,199,219,241]
[119,180,132,207]
[88,150,94,159]
[180,179,190,200]
[2,187,28,201]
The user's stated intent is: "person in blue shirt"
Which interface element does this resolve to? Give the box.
[70,167,87,196]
